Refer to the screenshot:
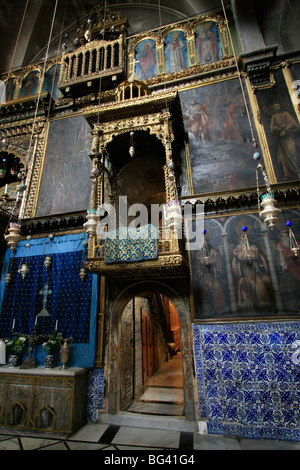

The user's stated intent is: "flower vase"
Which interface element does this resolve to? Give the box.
[59,338,72,370]
[8,354,18,367]
[45,354,54,368]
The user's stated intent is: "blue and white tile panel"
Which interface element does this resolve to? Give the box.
[193,321,300,441]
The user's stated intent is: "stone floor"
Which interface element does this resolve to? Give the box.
[1,422,300,450]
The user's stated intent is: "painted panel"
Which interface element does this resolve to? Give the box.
[195,21,223,65]
[135,39,157,80]
[255,69,300,182]
[43,64,61,100]
[21,71,40,97]
[35,115,92,216]
[164,30,188,73]
[180,78,258,194]
[190,209,300,320]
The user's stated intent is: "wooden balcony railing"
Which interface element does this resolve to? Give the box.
[58,36,125,93]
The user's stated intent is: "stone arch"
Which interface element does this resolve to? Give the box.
[106,279,196,421]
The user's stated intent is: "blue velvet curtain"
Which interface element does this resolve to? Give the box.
[0,233,97,367]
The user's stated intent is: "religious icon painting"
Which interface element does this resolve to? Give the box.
[195,21,223,66]
[189,209,300,321]
[189,217,230,320]
[43,64,61,100]
[21,71,40,98]
[135,39,157,80]
[268,208,300,314]
[179,78,258,194]
[4,77,17,102]
[164,30,188,74]
[289,61,300,104]
[255,68,300,183]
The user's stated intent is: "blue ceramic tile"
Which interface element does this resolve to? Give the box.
[235,349,250,364]
[224,404,240,422]
[88,368,105,422]
[220,349,234,363]
[242,388,257,404]
[223,385,239,401]
[192,320,300,441]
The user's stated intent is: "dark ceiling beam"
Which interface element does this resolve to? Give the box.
[230,0,266,54]
[16,0,42,69]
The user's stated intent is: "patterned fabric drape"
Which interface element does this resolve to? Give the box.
[0,233,97,367]
[104,224,158,264]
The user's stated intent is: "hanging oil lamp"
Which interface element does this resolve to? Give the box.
[79,268,87,281]
[201,230,211,266]
[254,152,281,229]
[79,239,88,281]
[0,158,6,178]
[129,131,135,157]
[5,272,12,285]
[286,221,299,257]
[44,256,52,269]
[241,225,253,264]
[84,18,92,42]
[83,209,99,237]
[5,222,22,251]
[18,263,29,279]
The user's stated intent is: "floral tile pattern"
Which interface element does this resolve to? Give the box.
[193,321,300,441]
[88,368,105,423]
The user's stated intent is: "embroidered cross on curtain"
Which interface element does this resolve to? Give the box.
[0,233,97,367]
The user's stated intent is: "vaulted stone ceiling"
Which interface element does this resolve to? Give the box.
[0,0,299,75]
[0,0,228,73]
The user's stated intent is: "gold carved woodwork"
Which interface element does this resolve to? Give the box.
[84,254,187,279]
[77,6,128,46]
[83,80,186,276]
[0,59,60,103]
[0,115,47,219]
[244,76,277,185]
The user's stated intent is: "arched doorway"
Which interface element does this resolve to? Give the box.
[106,280,196,421]
[119,294,184,416]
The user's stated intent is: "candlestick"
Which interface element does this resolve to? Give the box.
[4,184,7,194]
[12,319,15,329]
[55,320,58,331]
[35,316,38,325]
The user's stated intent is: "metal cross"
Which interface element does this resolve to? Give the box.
[39,283,52,308]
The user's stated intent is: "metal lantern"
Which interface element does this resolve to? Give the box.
[5,222,21,251]
[79,267,87,281]
[44,256,52,269]
[286,221,299,257]
[165,200,182,234]
[129,131,135,157]
[83,209,99,237]
[255,156,281,229]
[5,272,12,285]
[18,263,29,279]
[201,230,211,267]
[259,193,281,229]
